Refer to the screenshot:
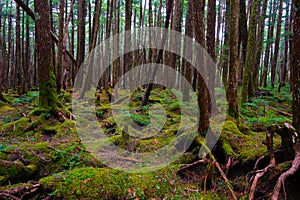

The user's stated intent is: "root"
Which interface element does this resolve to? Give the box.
[0,182,41,200]
[271,141,300,200]
[249,164,273,200]
[179,158,208,171]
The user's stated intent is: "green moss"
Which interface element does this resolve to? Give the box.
[1,118,30,134]
[0,160,37,184]
[40,167,179,199]
[220,120,268,162]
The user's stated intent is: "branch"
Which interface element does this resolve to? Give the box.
[14,0,77,68]
[14,0,35,20]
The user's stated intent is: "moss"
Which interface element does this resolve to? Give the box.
[40,166,179,199]
[1,118,30,134]
[0,160,37,184]
[220,120,269,163]
[0,105,15,112]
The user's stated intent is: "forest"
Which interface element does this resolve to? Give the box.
[0,0,300,199]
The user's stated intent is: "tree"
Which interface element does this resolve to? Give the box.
[270,0,283,88]
[182,0,194,102]
[261,0,276,88]
[207,0,217,113]
[193,0,210,134]
[227,0,239,119]
[56,0,65,92]
[76,0,86,87]
[34,0,58,108]
[291,0,300,134]
[241,0,258,103]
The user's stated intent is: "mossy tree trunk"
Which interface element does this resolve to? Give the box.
[291,0,300,134]
[227,0,239,120]
[34,0,58,109]
[241,0,258,103]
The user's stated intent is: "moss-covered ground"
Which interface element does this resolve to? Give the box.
[0,85,294,199]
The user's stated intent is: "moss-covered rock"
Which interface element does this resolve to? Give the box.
[40,166,179,199]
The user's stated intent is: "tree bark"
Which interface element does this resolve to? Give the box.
[227,0,240,120]
[270,0,283,88]
[291,0,300,134]
[34,0,58,108]
[241,0,258,103]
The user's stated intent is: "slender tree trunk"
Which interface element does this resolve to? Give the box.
[141,0,173,107]
[241,0,258,103]
[182,0,194,102]
[193,0,210,134]
[238,0,248,86]
[279,2,290,90]
[123,0,133,89]
[220,0,230,87]
[207,0,217,114]
[261,0,276,88]
[76,0,86,88]
[227,0,240,120]
[16,5,22,94]
[270,0,283,88]
[253,0,268,90]
[56,0,64,92]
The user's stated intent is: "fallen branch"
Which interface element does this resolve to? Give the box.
[277,110,293,117]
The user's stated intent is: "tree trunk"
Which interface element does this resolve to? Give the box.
[141,0,173,107]
[207,0,217,114]
[227,0,239,120]
[261,0,276,88]
[34,0,58,108]
[279,2,290,90]
[182,0,194,102]
[76,0,86,88]
[241,0,258,103]
[238,0,248,86]
[16,5,22,94]
[220,0,230,87]
[270,0,283,88]
[253,0,268,90]
[291,0,300,134]
[193,0,210,134]
[56,0,64,92]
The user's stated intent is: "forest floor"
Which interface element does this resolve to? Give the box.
[0,85,299,199]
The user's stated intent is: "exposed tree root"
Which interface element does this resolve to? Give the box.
[249,164,273,200]
[0,182,41,200]
[179,158,208,171]
[271,142,300,200]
